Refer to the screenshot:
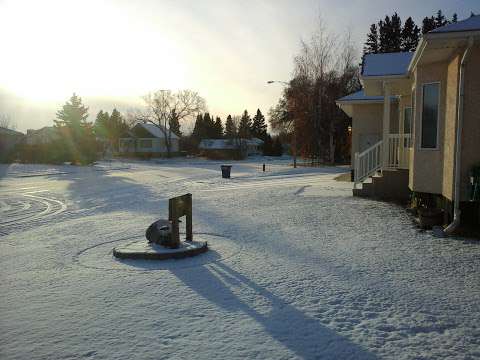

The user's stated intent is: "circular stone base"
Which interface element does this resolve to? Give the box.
[113,240,208,260]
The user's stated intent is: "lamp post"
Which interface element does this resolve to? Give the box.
[267,80,297,168]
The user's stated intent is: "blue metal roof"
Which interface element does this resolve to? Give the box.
[430,15,480,34]
[362,52,414,77]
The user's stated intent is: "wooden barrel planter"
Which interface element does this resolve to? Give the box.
[418,208,444,229]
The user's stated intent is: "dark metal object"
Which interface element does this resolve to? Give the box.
[221,165,232,178]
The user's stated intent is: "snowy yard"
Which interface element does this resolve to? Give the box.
[1,158,479,360]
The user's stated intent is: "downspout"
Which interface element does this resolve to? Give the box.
[436,37,474,237]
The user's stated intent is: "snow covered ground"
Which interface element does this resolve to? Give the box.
[1,157,479,360]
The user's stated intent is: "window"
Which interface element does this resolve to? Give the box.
[139,139,153,148]
[421,83,439,149]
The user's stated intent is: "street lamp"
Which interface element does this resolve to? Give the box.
[267,80,297,168]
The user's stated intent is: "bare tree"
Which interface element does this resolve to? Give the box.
[288,16,360,163]
[138,90,206,157]
[0,114,16,130]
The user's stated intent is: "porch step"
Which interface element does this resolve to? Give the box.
[353,169,410,202]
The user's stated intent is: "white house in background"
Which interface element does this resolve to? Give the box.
[245,138,264,156]
[119,123,179,156]
[198,138,264,159]
[26,126,59,145]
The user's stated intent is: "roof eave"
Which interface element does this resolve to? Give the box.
[360,73,409,82]
[336,99,384,105]
[409,31,480,73]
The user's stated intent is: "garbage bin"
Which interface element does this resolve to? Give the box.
[221,165,232,179]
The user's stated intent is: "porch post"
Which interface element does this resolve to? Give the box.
[399,97,405,167]
[382,82,391,168]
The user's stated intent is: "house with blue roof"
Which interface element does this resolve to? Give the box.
[337,15,480,233]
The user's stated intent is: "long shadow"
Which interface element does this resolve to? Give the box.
[172,261,378,360]
[51,167,170,220]
[0,164,9,181]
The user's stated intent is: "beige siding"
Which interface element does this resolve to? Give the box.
[410,61,448,195]
[350,102,399,164]
[461,46,480,201]
[442,54,460,201]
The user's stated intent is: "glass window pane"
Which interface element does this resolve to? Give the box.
[421,83,439,148]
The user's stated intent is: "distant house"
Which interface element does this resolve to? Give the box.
[119,123,179,157]
[198,138,264,159]
[26,126,59,145]
[0,127,24,160]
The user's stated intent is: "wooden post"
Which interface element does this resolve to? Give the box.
[169,193,193,247]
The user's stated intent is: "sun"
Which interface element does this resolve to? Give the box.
[0,0,187,103]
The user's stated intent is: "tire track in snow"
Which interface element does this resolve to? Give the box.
[0,193,67,236]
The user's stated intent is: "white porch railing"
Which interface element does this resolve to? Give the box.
[354,140,383,187]
[353,134,411,188]
[387,134,411,169]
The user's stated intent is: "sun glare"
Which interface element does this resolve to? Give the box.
[0,0,187,103]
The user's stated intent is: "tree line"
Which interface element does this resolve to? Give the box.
[364,10,470,54]
[186,109,282,156]
[15,90,283,164]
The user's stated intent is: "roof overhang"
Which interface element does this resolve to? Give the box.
[408,31,480,73]
[361,76,412,97]
[336,98,397,118]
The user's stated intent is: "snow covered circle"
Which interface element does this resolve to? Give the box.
[75,233,242,271]
[113,240,208,260]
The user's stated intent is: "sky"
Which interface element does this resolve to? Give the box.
[0,0,478,132]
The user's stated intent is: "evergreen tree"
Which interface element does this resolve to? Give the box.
[109,108,128,150]
[262,133,274,156]
[272,137,283,156]
[422,16,436,34]
[213,117,223,138]
[94,110,110,139]
[203,113,216,138]
[451,13,458,23]
[225,115,236,139]
[192,114,205,140]
[251,109,267,140]
[54,93,96,164]
[390,13,402,51]
[470,12,476,18]
[434,10,447,28]
[364,23,379,54]
[238,110,252,138]
[169,109,182,137]
[401,17,420,51]
[378,14,402,53]
[54,93,89,137]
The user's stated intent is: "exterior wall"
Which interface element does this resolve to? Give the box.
[119,137,179,154]
[442,53,461,201]
[409,61,448,195]
[461,46,480,201]
[350,102,399,165]
[0,130,24,155]
[26,127,59,145]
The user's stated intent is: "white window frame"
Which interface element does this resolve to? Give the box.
[419,81,441,151]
